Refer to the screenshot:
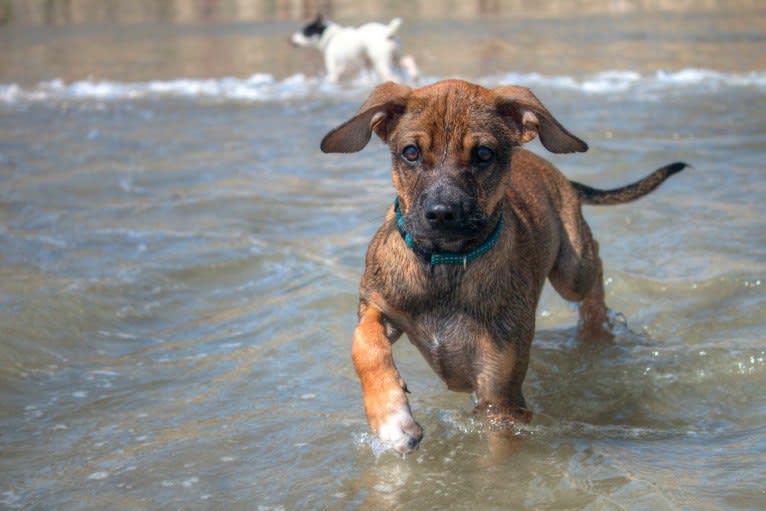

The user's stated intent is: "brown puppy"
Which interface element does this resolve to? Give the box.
[321,79,686,453]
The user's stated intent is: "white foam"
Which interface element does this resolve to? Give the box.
[491,68,766,95]
[583,70,643,93]
[352,431,398,459]
[0,73,323,104]
[1,69,764,105]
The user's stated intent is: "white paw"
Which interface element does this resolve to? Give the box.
[376,406,423,453]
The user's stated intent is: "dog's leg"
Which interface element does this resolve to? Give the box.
[575,240,613,340]
[368,50,397,83]
[472,343,533,456]
[372,61,396,83]
[324,55,343,83]
[549,227,614,340]
[473,338,534,423]
[352,306,423,453]
[399,55,419,83]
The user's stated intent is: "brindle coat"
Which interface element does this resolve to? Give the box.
[321,79,686,453]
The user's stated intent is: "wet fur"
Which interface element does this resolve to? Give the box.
[321,79,687,453]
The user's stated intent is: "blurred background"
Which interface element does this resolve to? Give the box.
[2,0,764,85]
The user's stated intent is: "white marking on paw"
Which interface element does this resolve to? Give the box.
[377,405,422,453]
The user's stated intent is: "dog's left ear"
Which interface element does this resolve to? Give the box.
[494,85,588,154]
[321,82,412,153]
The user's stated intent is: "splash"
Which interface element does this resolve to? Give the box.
[353,431,402,460]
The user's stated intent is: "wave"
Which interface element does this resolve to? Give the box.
[0,73,326,104]
[2,69,765,104]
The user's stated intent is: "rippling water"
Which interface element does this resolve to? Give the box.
[1,2,765,510]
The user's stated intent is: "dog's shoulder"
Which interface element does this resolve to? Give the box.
[506,148,583,231]
[360,209,431,296]
[364,209,409,266]
[509,148,570,192]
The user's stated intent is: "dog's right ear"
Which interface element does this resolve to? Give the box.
[321,82,411,153]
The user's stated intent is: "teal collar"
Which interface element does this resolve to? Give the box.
[394,197,504,267]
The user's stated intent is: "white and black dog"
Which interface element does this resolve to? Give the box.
[289,15,419,84]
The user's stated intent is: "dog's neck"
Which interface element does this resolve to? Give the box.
[393,197,504,267]
[318,22,342,51]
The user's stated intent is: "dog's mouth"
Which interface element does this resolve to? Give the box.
[395,188,497,255]
[405,212,489,253]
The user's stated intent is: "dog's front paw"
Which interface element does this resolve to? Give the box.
[375,405,423,453]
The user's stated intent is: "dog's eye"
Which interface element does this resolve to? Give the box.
[401,145,420,163]
[475,146,494,166]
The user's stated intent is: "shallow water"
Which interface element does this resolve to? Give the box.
[1,1,765,510]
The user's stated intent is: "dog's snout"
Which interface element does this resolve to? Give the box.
[425,202,459,227]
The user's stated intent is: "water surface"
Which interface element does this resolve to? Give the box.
[1,1,765,510]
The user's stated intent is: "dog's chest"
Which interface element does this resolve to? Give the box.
[402,274,517,383]
[392,263,537,391]
[408,307,486,392]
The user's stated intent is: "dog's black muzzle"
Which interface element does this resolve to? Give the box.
[406,183,487,247]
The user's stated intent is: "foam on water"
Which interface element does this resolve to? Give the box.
[0,73,341,104]
[2,69,765,105]
[489,69,766,96]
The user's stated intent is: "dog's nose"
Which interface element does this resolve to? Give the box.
[425,202,459,227]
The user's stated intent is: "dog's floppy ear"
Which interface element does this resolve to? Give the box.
[494,85,588,154]
[321,82,411,153]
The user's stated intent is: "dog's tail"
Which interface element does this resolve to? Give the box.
[572,162,689,206]
[386,18,403,38]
